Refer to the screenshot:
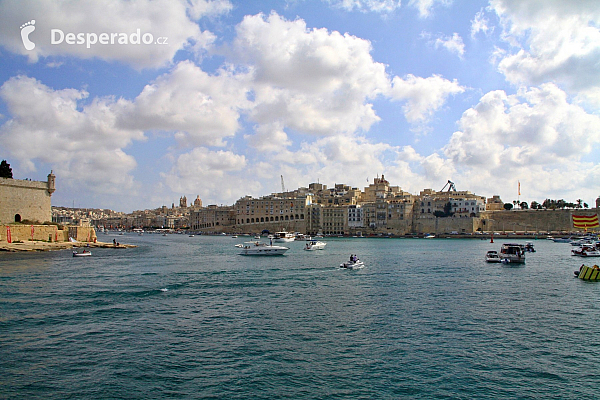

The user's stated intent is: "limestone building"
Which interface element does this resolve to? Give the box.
[0,172,55,224]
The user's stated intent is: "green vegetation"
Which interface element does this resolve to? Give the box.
[0,160,13,178]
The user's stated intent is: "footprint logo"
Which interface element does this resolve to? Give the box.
[20,20,36,51]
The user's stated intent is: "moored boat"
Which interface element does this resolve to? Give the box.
[485,250,501,263]
[524,242,536,252]
[274,231,295,243]
[571,245,600,257]
[499,243,525,264]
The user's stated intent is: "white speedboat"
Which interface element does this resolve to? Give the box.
[340,255,364,269]
[340,259,364,269]
[485,250,501,263]
[499,243,526,264]
[237,242,289,255]
[73,250,92,257]
[274,231,295,242]
[571,245,600,257]
[304,240,326,251]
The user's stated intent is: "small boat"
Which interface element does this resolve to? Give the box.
[237,241,289,256]
[232,235,238,238]
[524,242,536,252]
[254,235,260,239]
[340,255,364,269]
[304,241,326,251]
[274,231,295,242]
[499,243,525,264]
[424,233,435,239]
[485,250,501,263]
[552,237,572,243]
[189,234,195,237]
[571,245,600,257]
[73,249,92,257]
[574,264,600,281]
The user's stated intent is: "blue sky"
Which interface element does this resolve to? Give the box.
[0,0,599,212]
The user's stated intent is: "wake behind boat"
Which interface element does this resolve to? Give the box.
[237,241,289,256]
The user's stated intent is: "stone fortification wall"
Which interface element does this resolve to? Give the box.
[68,226,98,242]
[480,209,599,233]
[1,224,64,243]
[414,216,480,234]
[0,225,96,243]
[0,177,53,224]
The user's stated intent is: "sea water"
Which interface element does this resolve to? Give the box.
[1,235,599,399]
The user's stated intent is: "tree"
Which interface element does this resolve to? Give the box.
[530,201,540,210]
[504,203,513,211]
[520,202,528,209]
[0,160,13,178]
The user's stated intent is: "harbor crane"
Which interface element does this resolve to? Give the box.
[441,180,457,192]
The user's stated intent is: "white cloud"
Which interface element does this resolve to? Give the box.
[443,83,600,201]
[408,0,452,18]
[161,147,259,205]
[120,60,251,147]
[433,32,465,58]
[490,0,600,98]
[326,0,401,13]
[0,75,144,193]
[389,74,465,123]
[0,0,230,68]
[232,12,388,136]
[471,9,491,38]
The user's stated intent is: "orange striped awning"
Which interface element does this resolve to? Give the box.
[572,214,600,229]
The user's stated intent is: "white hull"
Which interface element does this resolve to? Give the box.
[304,241,326,251]
[237,242,289,255]
[340,260,364,269]
[274,237,295,243]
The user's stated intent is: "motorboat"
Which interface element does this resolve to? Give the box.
[524,242,536,252]
[552,237,572,243]
[340,259,364,269]
[304,240,326,251]
[340,255,364,269]
[424,234,435,239]
[73,249,92,257]
[274,231,295,242]
[571,245,600,257]
[485,250,501,263]
[499,243,525,264]
[237,241,289,256]
[574,264,600,281]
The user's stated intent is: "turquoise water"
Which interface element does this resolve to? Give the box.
[1,235,599,399]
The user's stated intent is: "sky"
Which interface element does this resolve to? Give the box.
[0,0,599,212]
